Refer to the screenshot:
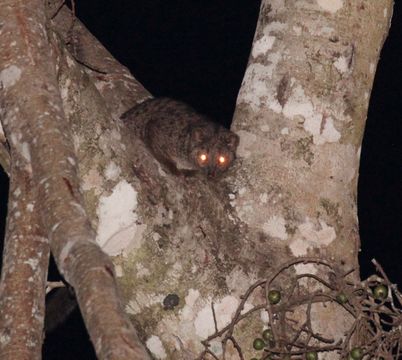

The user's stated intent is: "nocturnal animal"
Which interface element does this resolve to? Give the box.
[121,98,239,177]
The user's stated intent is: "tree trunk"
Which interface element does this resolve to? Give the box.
[0,0,395,359]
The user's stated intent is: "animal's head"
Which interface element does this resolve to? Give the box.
[189,125,239,177]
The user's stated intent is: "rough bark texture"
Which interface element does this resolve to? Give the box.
[0,0,394,359]
[0,159,48,360]
[0,1,150,359]
[229,0,393,358]
[232,0,392,270]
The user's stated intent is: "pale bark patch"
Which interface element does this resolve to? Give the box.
[333,56,350,74]
[146,335,167,359]
[194,296,239,338]
[289,218,336,256]
[263,215,288,240]
[252,35,276,58]
[316,0,344,13]
[304,116,341,145]
[96,180,143,256]
[239,61,283,113]
[104,161,121,180]
[0,65,21,88]
[294,263,318,275]
[236,130,257,158]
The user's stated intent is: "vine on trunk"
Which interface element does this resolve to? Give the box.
[197,258,402,360]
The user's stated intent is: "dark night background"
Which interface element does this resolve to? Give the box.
[0,1,400,359]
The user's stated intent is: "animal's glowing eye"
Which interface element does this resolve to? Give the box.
[199,153,208,163]
[218,156,226,164]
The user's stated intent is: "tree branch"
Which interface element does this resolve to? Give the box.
[0,158,48,359]
[0,0,150,358]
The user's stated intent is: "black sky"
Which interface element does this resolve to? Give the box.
[0,1,401,359]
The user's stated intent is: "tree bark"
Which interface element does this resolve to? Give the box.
[230,0,393,359]
[0,155,48,360]
[0,1,150,358]
[0,0,395,359]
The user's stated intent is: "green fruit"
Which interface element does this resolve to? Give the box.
[336,292,348,304]
[262,328,274,341]
[350,347,363,359]
[268,290,281,304]
[373,285,388,300]
[253,338,265,350]
[306,351,318,360]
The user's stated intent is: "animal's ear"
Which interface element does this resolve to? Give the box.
[224,133,239,151]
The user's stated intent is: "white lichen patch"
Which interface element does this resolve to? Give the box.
[260,309,270,323]
[294,263,318,275]
[146,335,167,359]
[23,258,39,270]
[289,219,336,256]
[104,161,121,181]
[316,0,343,13]
[96,180,143,256]
[13,187,21,197]
[333,56,349,74]
[114,264,123,277]
[263,215,288,240]
[289,238,310,257]
[0,65,22,88]
[303,116,341,145]
[236,130,257,158]
[238,60,282,113]
[194,296,239,338]
[259,192,268,204]
[252,35,276,58]
[178,290,241,347]
[281,127,289,135]
[181,289,201,321]
[283,84,314,119]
